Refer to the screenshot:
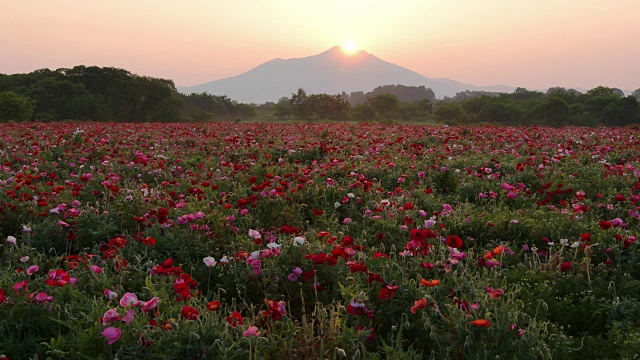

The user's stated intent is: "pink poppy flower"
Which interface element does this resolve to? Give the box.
[30,292,53,304]
[124,309,135,325]
[102,308,123,325]
[27,265,39,276]
[203,256,217,267]
[142,297,159,312]
[101,327,122,345]
[243,326,261,337]
[119,292,140,308]
[104,289,118,302]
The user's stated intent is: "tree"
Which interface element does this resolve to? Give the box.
[290,88,310,118]
[367,93,399,118]
[351,103,376,121]
[511,87,545,100]
[289,89,350,120]
[400,99,433,121]
[435,103,468,124]
[349,91,367,106]
[0,91,34,122]
[632,89,640,101]
[583,86,623,125]
[531,96,570,127]
[476,95,525,125]
[274,97,291,119]
[599,96,640,127]
[366,85,436,103]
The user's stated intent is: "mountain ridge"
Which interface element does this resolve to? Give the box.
[177,46,561,103]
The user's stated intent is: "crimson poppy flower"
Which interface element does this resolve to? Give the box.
[262,299,286,320]
[226,311,243,327]
[367,272,384,284]
[614,194,626,202]
[560,262,572,272]
[139,236,156,246]
[599,221,612,230]
[348,261,368,273]
[109,236,127,248]
[377,283,399,300]
[46,269,70,287]
[207,300,221,311]
[180,306,199,320]
[446,235,463,249]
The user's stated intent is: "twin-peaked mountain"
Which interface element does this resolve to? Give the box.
[180,46,515,104]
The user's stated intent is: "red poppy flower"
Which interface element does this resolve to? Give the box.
[348,261,368,273]
[410,298,427,314]
[560,262,572,272]
[377,283,399,300]
[420,279,440,287]
[374,252,390,259]
[109,236,127,248]
[139,236,156,246]
[226,311,243,327]
[614,194,626,202]
[366,272,384,284]
[45,269,70,287]
[206,300,221,311]
[180,306,199,320]
[485,287,505,298]
[599,221,612,230]
[471,319,491,328]
[446,235,463,249]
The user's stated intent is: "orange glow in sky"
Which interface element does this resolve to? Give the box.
[1,0,639,91]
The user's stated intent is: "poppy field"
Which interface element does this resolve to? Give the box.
[1,122,640,359]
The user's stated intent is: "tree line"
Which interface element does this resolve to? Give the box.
[267,85,435,122]
[0,66,256,122]
[1,65,639,126]
[434,87,640,127]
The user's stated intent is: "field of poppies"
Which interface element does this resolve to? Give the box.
[1,122,639,359]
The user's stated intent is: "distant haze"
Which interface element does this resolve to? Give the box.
[1,1,639,91]
[180,46,515,103]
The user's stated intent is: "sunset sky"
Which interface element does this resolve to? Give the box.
[2,0,639,91]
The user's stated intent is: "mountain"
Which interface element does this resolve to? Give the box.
[179,46,515,103]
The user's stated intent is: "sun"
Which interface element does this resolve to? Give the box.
[342,39,358,54]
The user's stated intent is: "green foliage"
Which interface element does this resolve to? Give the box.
[437,86,640,127]
[289,88,350,120]
[0,66,182,122]
[363,85,436,103]
[435,102,468,124]
[367,93,400,118]
[0,91,34,122]
[351,103,376,121]
[179,92,256,121]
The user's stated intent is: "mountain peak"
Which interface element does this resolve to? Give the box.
[180,47,516,103]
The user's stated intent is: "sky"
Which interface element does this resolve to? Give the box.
[2,0,639,91]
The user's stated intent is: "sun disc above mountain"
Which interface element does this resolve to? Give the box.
[342,40,358,54]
